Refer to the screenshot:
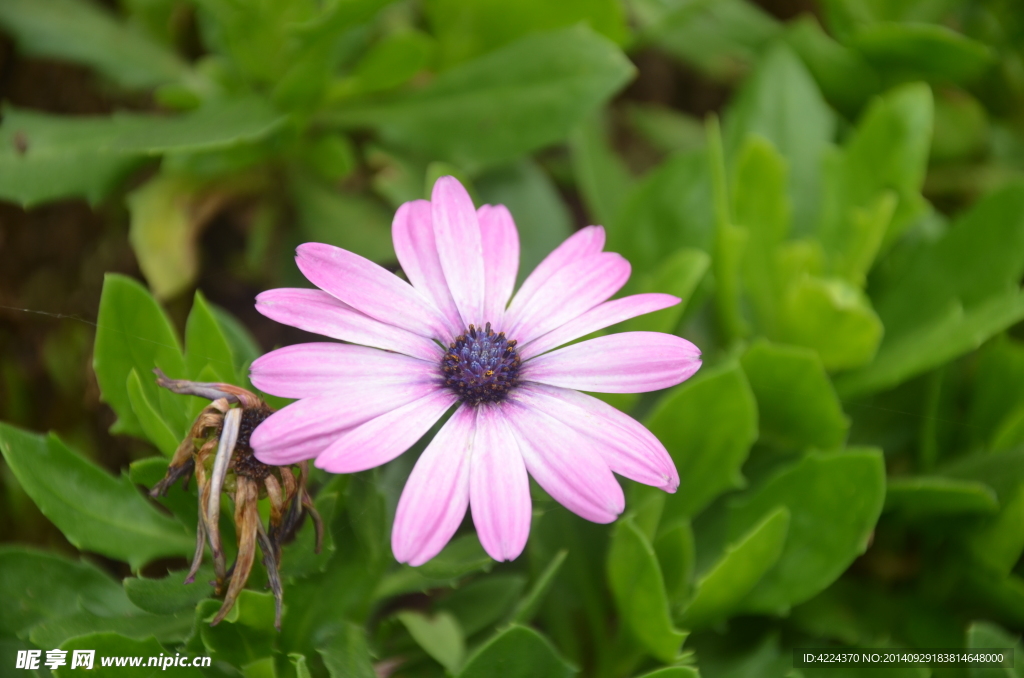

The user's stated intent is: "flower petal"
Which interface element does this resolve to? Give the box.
[523,332,701,393]
[314,389,457,473]
[252,380,438,465]
[478,204,519,329]
[519,293,681,360]
[517,383,678,491]
[470,404,531,561]
[524,333,700,395]
[432,177,485,327]
[393,200,462,337]
[255,288,441,362]
[392,405,475,566]
[506,253,631,345]
[296,242,449,339]
[251,343,437,399]
[503,401,624,523]
[507,225,605,316]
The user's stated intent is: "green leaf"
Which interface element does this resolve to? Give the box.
[778,275,883,371]
[569,113,634,228]
[725,43,833,237]
[329,26,634,170]
[634,669,700,678]
[476,159,574,282]
[396,610,466,673]
[426,0,627,68]
[510,549,568,624]
[728,449,886,613]
[622,248,710,334]
[317,622,377,678]
[290,653,314,678]
[197,590,276,667]
[646,0,780,81]
[646,362,757,520]
[740,341,849,450]
[456,625,576,678]
[435,575,524,637]
[884,477,999,518]
[184,290,237,383]
[850,22,995,85]
[417,534,493,579]
[29,608,193,649]
[0,0,188,89]
[609,150,714,273]
[607,516,686,662]
[126,369,180,456]
[341,30,434,95]
[93,273,187,439]
[782,15,879,115]
[967,484,1024,576]
[291,174,396,265]
[966,621,1023,678]
[57,633,203,677]
[654,520,695,606]
[0,97,284,207]
[210,303,262,376]
[124,565,215,615]
[0,546,136,637]
[127,173,207,301]
[626,103,706,155]
[0,423,193,570]
[972,337,1024,451]
[679,506,789,628]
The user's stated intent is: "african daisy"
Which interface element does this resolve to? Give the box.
[250,176,701,566]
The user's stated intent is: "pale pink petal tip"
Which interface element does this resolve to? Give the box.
[470,405,531,561]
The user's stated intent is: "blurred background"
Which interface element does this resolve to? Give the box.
[3,0,1024,676]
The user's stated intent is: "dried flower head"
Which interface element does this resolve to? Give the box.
[150,369,323,629]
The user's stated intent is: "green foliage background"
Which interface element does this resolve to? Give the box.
[2,0,1024,675]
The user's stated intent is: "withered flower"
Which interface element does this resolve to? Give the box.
[149,369,323,629]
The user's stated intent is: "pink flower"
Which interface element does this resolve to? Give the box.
[250,176,701,566]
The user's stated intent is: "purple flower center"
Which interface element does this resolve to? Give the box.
[441,322,521,405]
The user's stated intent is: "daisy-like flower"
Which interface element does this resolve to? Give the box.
[251,176,701,566]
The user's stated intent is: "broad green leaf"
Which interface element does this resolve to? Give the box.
[609,150,714,273]
[339,30,434,95]
[425,0,627,68]
[655,521,695,606]
[126,369,180,456]
[970,337,1024,451]
[127,174,208,301]
[434,575,524,638]
[210,303,262,375]
[317,622,377,678]
[732,135,790,335]
[725,43,833,237]
[128,457,200,529]
[57,633,203,677]
[646,0,780,81]
[93,274,187,438]
[375,534,493,599]
[782,15,879,115]
[0,0,188,89]
[778,275,883,371]
[0,423,193,570]
[740,341,849,450]
[680,506,789,628]
[884,477,999,518]
[396,611,466,673]
[850,22,995,85]
[837,289,1024,398]
[967,621,1023,678]
[570,113,634,228]
[728,449,886,613]
[329,26,634,170]
[290,654,314,678]
[626,103,705,155]
[646,362,757,519]
[456,625,576,678]
[932,88,989,162]
[184,290,237,383]
[476,159,574,282]
[291,175,396,265]
[29,608,193,649]
[968,484,1024,577]
[622,248,710,334]
[0,546,136,637]
[0,97,284,207]
[823,189,896,288]
[197,590,276,667]
[509,549,568,625]
[709,117,748,342]
[279,491,339,580]
[124,565,215,615]
[608,516,686,662]
[941,449,1024,504]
